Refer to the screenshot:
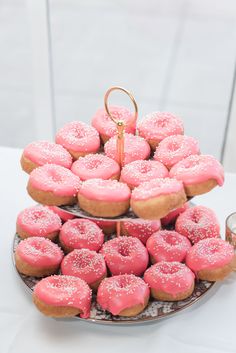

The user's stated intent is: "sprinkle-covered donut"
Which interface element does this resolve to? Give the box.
[137,112,184,150]
[100,236,149,276]
[78,178,131,217]
[146,230,191,263]
[121,219,161,244]
[104,133,151,165]
[161,202,189,227]
[55,121,100,159]
[47,206,75,222]
[21,141,73,174]
[97,274,150,316]
[186,238,236,281]
[71,154,120,181]
[154,135,200,169]
[33,275,92,318]
[130,177,186,220]
[175,205,220,244]
[93,219,116,235]
[16,205,62,240]
[61,249,107,290]
[169,154,224,196]
[144,261,195,301]
[27,164,81,206]
[59,218,104,253]
[15,237,63,277]
[91,105,136,143]
[120,160,168,189]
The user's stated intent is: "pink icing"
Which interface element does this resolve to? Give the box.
[71,154,120,181]
[146,230,191,263]
[186,238,235,272]
[29,164,81,196]
[34,275,92,318]
[16,237,63,268]
[79,178,131,202]
[17,205,62,236]
[169,154,224,186]
[138,112,184,142]
[175,205,220,244]
[23,141,72,169]
[161,202,189,226]
[55,121,100,154]
[91,105,136,138]
[93,219,116,230]
[97,274,150,315]
[100,236,149,276]
[59,218,104,252]
[104,133,151,165]
[154,135,200,169]
[122,219,161,244]
[120,160,169,188]
[131,177,184,201]
[144,261,195,296]
[47,206,75,222]
[61,249,106,286]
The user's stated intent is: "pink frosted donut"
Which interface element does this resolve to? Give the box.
[91,105,136,143]
[138,112,184,149]
[93,219,116,235]
[61,249,107,290]
[104,133,151,165]
[16,205,62,240]
[146,230,191,263]
[55,121,100,159]
[161,202,189,226]
[186,238,236,281]
[33,275,92,318]
[130,177,186,220]
[47,206,75,222]
[121,219,161,244]
[120,160,168,189]
[27,164,81,206]
[169,154,224,196]
[144,261,195,301]
[15,237,64,277]
[71,154,120,181]
[78,178,131,217]
[97,274,150,316]
[59,218,104,253]
[154,135,200,169]
[175,205,220,244]
[100,236,149,276]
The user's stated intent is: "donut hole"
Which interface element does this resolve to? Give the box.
[86,159,102,170]
[191,211,203,224]
[118,243,131,257]
[159,263,180,275]
[30,210,45,223]
[48,169,63,183]
[167,141,180,152]
[163,233,181,246]
[139,163,152,174]
[155,117,168,128]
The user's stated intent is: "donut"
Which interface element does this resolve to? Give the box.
[100,236,149,276]
[59,218,104,253]
[186,238,236,281]
[146,230,191,263]
[71,154,120,181]
[175,205,220,244]
[144,261,195,301]
[93,220,116,235]
[47,206,75,222]
[137,112,184,150]
[154,135,200,169]
[161,202,189,227]
[130,177,186,220]
[55,121,100,159]
[15,237,63,277]
[104,133,151,165]
[169,154,224,196]
[61,249,107,290]
[120,160,168,189]
[27,164,81,206]
[97,274,150,316]
[16,205,62,240]
[33,275,92,318]
[21,141,73,174]
[121,219,161,244]
[91,105,136,143]
[78,178,131,217]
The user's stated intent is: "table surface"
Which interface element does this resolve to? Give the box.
[1,146,236,353]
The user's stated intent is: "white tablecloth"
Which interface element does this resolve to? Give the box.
[1,146,236,353]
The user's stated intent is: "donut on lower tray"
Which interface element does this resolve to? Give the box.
[120,219,161,244]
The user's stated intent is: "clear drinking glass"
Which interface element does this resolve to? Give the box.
[226,212,236,248]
